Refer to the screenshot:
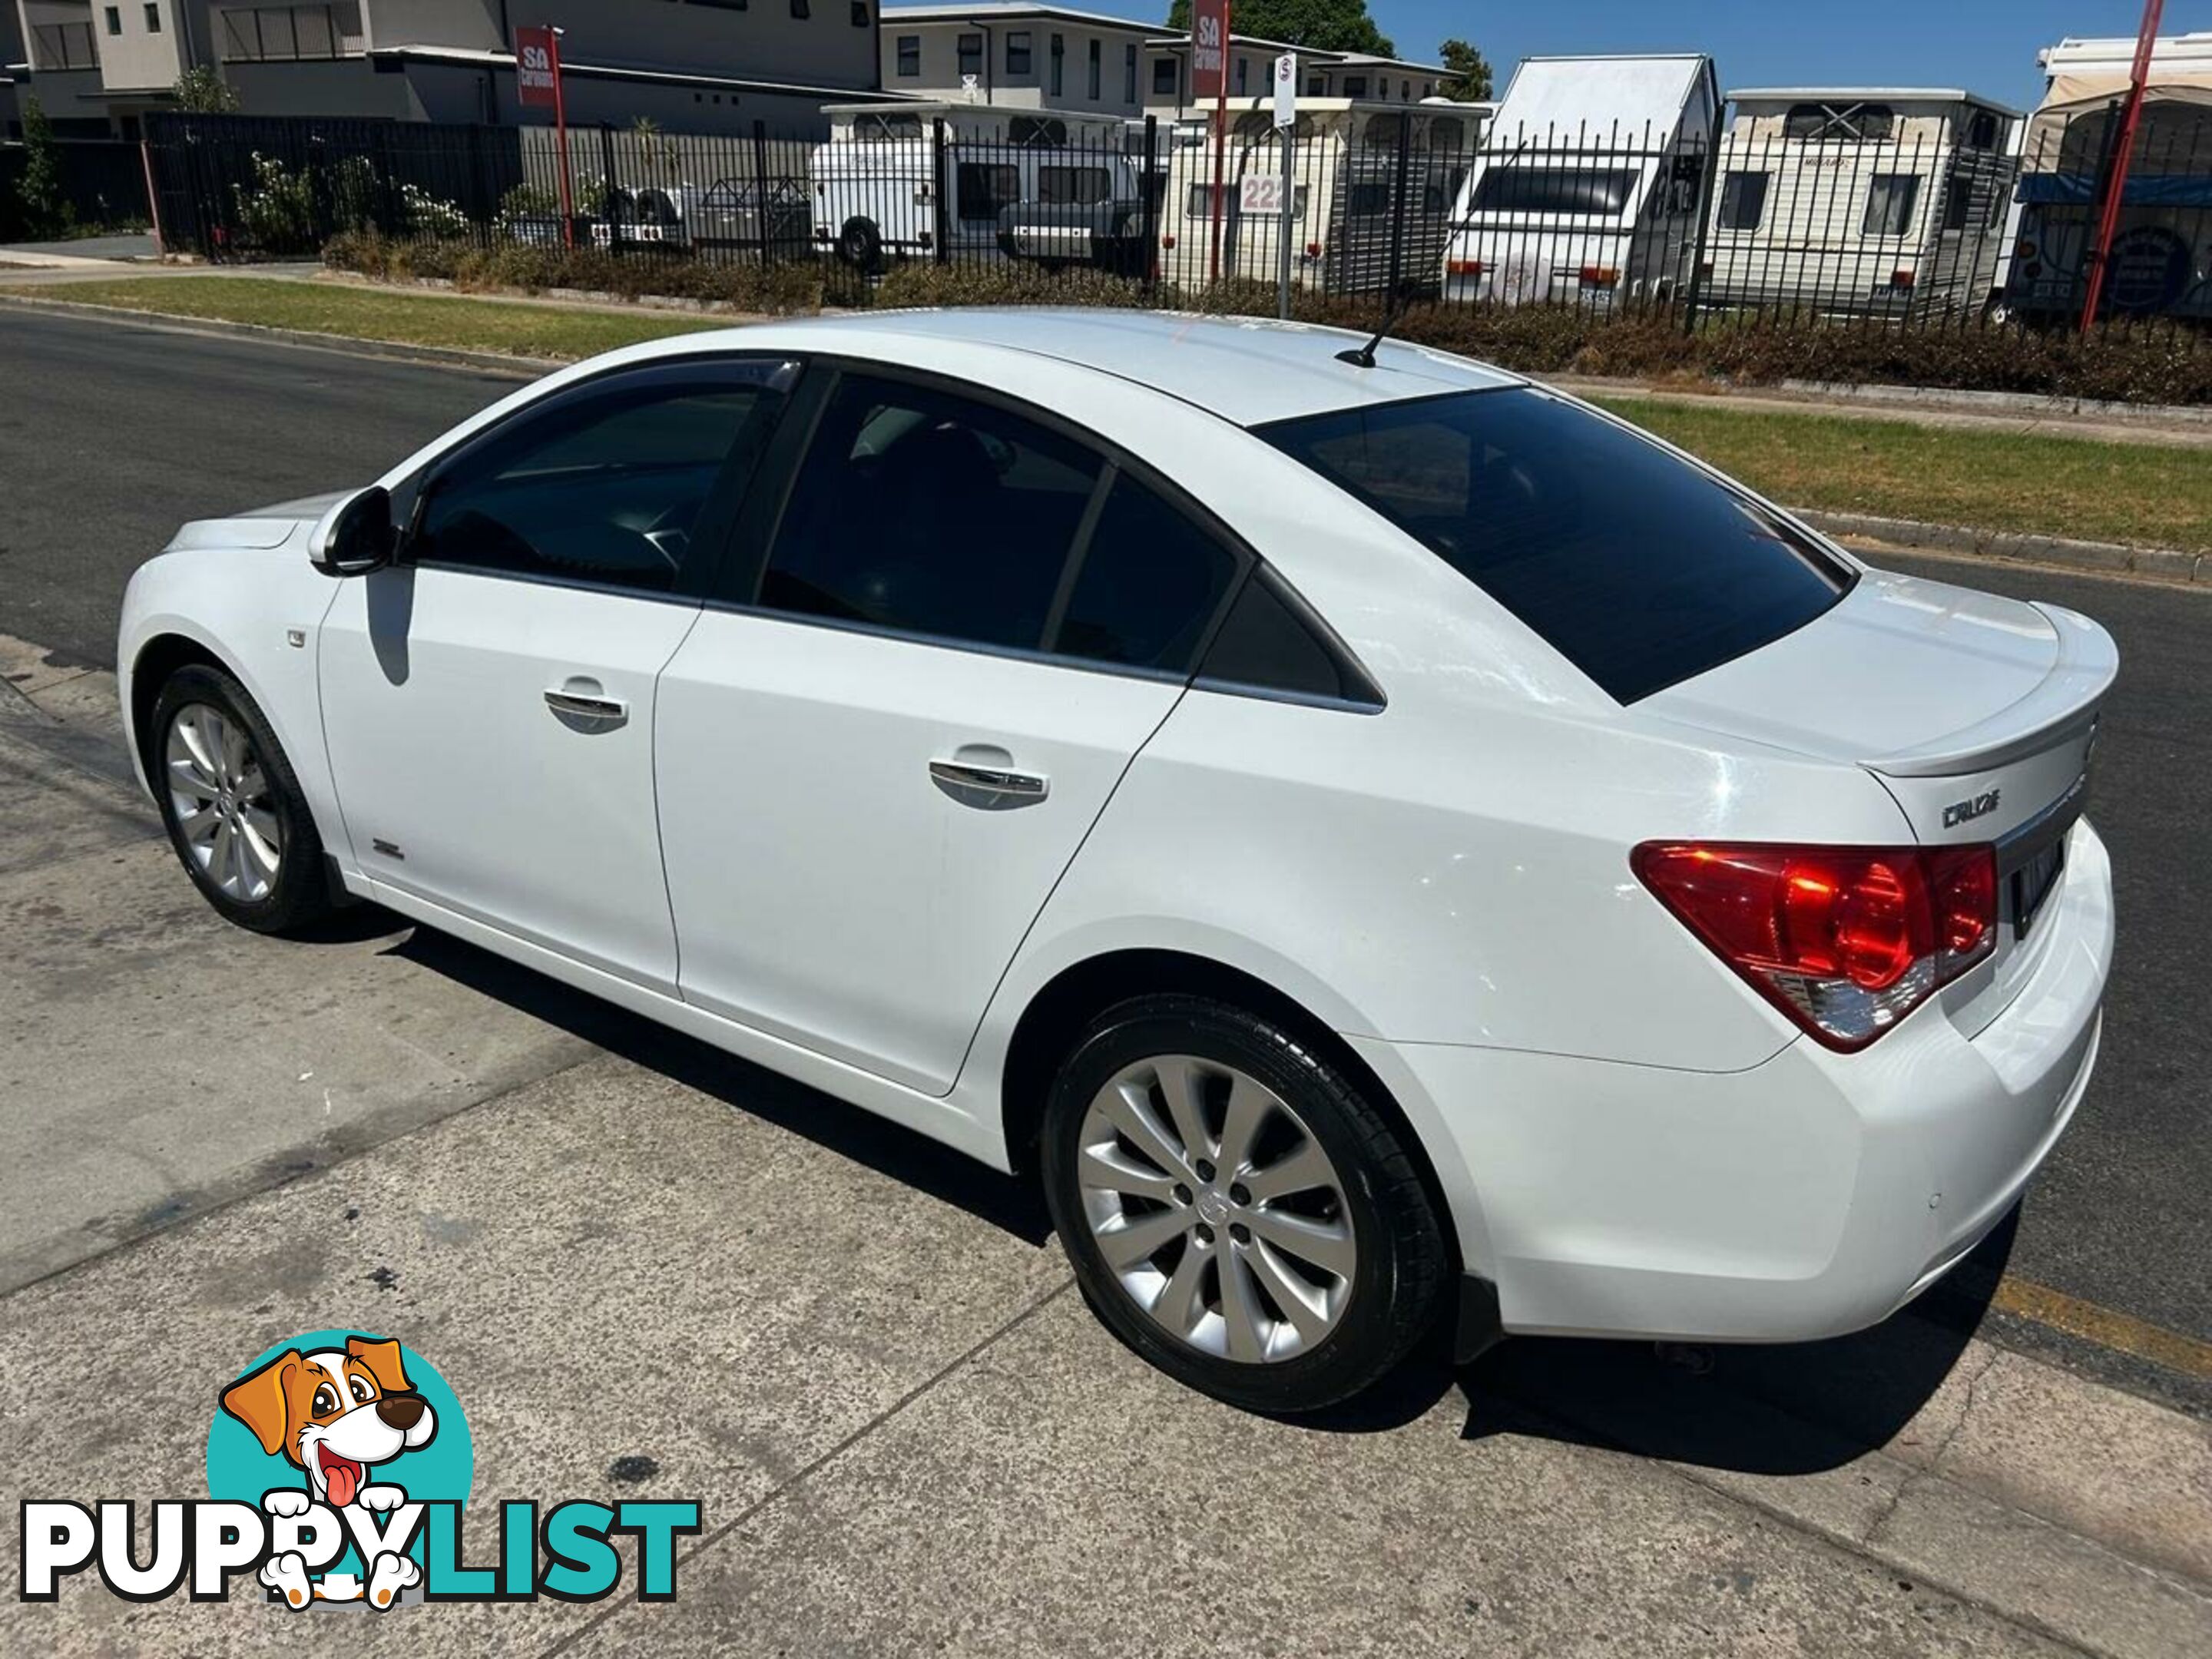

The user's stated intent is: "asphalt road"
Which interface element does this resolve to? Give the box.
[5,304,2207,1369]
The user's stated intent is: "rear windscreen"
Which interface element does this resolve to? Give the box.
[1469,167,1640,216]
[1257,389,1854,703]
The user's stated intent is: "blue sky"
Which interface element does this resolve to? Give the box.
[1081,2,2200,108]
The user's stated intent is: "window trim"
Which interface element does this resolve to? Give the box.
[708,356,1373,696]
[396,354,800,606]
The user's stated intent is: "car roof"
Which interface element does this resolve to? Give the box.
[654,309,1525,427]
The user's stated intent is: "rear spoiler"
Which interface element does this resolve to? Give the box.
[1868,603,2118,778]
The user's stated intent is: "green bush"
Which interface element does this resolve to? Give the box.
[323,230,825,315]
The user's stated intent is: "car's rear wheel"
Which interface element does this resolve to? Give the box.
[150,663,333,935]
[1041,995,1448,1412]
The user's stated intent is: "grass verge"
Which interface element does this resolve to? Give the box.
[8,274,2208,553]
[1588,396,2212,555]
[0,273,723,359]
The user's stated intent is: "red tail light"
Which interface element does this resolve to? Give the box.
[1889,268,1917,290]
[1632,843,1998,1051]
[1446,257,1485,276]
[1579,265,1621,287]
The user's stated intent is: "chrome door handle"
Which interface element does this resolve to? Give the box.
[545,688,628,722]
[929,759,1049,802]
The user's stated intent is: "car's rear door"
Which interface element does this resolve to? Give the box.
[655,364,1245,1094]
[319,356,796,995]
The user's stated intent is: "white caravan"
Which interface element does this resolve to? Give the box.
[812,101,1143,269]
[1442,54,1720,309]
[1700,89,2020,319]
[2004,33,2212,324]
[1151,97,1492,294]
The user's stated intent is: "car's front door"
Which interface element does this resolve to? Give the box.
[319,356,796,994]
[656,367,1245,1094]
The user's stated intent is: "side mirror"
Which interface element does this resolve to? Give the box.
[309,485,397,578]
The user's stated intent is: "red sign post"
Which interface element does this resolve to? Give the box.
[1190,0,1230,282]
[515,24,574,250]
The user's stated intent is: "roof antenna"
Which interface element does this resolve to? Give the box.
[1336,283,1408,368]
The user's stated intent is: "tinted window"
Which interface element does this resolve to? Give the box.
[957,162,1018,220]
[1257,389,1853,704]
[412,366,789,593]
[1942,175,1972,232]
[1039,164,1111,205]
[1200,570,1375,705]
[1005,30,1029,74]
[1469,167,1638,216]
[1863,174,1922,237]
[759,376,1100,650]
[894,33,918,75]
[1718,171,1769,230]
[1055,475,1237,671]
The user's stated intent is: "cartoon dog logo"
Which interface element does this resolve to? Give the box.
[218,1335,436,1609]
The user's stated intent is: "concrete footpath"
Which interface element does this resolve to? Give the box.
[2,635,2207,1655]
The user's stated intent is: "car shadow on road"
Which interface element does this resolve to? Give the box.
[347,903,2013,1467]
[378,916,1056,1247]
[1449,1214,2018,1475]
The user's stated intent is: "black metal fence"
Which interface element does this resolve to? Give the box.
[0,137,150,240]
[141,102,2212,343]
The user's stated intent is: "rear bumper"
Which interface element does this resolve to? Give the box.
[1355,820,2114,1345]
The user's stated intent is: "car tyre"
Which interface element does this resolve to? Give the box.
[1041,994,1449,1413]
[150,662,334,935]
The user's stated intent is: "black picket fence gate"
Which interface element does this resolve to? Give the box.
[0,137,149,240]
[139,104,2212,346]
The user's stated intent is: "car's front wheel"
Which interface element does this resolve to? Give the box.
[1041,995,1449,1412]
[149,662,333,935]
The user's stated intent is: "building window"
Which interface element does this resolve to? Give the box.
[1342,75,1368,98]
[849,1,867,24]
[1005,30,1030,75]
[1087,38,1100,99]
[895,33,919,75]
[1305,73,1325,94]
[1717,171,1769,230]
[1124,42,1136,104]
[1049,33,1064,97]
[1421,80,1432,98]
[146,4,162,31]
[215,4,361,61]
[1234,55,1247,94]
[790,0,809,16]
[104,6,122,34]
[1152,55,1175,96]
[956,31,982,77]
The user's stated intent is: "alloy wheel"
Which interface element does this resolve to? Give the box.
[165,702,283,903]
[1076,1055,1356,1363]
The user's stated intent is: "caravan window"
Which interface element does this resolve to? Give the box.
[1186,183,1309,220]
[1786,102,1896,144]
[1429,115,1465,151]
[1039,166,1113,205]
[852,113,922,142]
[1007,115,1068,147]
[1717,171,1770,231]
[1469,167,1639,217]
[1862,174,1922,237]
[1365,114,1404,147]
[1941,176,1972,233]
[1965,109,2002,151]
[955,163,1019,221]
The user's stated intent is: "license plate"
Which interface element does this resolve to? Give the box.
[2013,840,2067,938]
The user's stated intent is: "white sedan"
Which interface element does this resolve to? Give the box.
[119,310,2114,1412]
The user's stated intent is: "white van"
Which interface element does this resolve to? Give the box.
[812,101,1144,270]
[1152,98,1492,294]
[1442,55,1720,309]
[1700,89,2019,319]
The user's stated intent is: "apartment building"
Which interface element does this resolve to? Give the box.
[881,3,1449,121]
[880,2,1151,116]
[12,0,883,137]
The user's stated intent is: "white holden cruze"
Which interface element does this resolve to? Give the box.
[119,310,2114,1412]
